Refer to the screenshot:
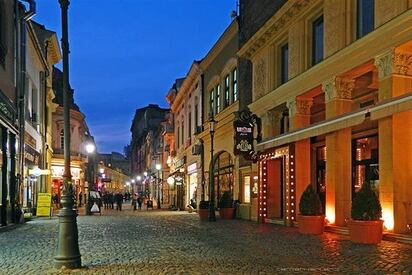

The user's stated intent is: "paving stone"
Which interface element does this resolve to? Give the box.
[0,205,411,274]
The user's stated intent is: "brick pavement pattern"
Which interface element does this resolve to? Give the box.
[0,205,411,274]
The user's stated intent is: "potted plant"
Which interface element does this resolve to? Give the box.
[349,181,383,244]
[219,191,234,219]
[298,184,324,235]
[198,201,209,221]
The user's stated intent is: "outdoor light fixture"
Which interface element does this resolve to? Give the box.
[126,182,130,186]
[136,175,142,181]
[208,114,217,221]
[99,168,104,174]
[167,176,175,185]
[131,179,135,183]
[144,171,148,177]
[155,163,161,170]
[85,143,95,154]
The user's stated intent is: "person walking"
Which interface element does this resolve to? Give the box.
[132,193,137,211]
[137,196,143,210]
[116,193,123,211]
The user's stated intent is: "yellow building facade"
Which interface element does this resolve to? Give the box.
[239,0,412,233]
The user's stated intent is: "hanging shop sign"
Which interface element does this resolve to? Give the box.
[0,89,17,127]
[233,108,262,161]
[24,145,40,166]
[36,193,51,217]
[234,120,254,156]
[29,167,50,177]
[173,156,186,170]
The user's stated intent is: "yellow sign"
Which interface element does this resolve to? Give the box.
[37,193,51,217]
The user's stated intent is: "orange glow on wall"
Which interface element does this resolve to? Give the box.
[325,203,335,224]
[382,207,394,231]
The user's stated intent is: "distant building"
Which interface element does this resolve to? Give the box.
[98,152,130,176]
[130,104,169,201]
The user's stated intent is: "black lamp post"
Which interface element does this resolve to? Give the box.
[54,0,82,269]
[155,164,162,209]
[208,115,216,222]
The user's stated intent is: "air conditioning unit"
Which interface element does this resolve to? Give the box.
[192,144,202,155]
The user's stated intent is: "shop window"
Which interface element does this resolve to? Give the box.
[316,146,326,213]
[357,0,374,39]
[352,136,379,196]
[243,175,251,203]
[312,15,324,66]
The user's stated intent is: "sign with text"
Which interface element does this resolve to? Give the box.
[36,193,51,217]
[234,120,254,157]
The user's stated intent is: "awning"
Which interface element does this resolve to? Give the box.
[257,92,412,151]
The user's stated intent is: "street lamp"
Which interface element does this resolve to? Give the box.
[54,0,82,269]
[208,115,217,221]
[85,141,95,216]
[155,164,162,209]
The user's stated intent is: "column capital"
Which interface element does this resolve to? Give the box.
[322,77,355,103]
[287,98,313,117]
[375,48,412,80]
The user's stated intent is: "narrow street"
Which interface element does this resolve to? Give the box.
[1,206,411,274]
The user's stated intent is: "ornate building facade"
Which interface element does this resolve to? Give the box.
[239,0,412,233]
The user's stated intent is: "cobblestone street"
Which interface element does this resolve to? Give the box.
[0,205,412,274]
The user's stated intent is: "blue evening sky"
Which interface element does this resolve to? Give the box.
[35,0,237,154]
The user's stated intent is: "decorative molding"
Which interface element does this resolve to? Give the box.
[375,49,412,79]
[287,98,313,116]
[253,58,267,100]
[323,77,355,103]
[393,51,412,76]
[375,49,394,79]
[239,0,314,59]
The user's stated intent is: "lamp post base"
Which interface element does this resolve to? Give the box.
[209,206,216,222]
[54,194,82,269]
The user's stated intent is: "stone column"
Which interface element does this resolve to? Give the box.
[287,98,313,213]
[375,49,412,233]
[323,77,354,226]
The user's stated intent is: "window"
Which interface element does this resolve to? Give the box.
[60,129,64,149]
[194,104,198,129]
[232,68,238,102]
[209,89,215,116]
[280,43,289,84]
[181,120,184,146]
[280,110,289,134]
[357,0,374,39]
[177,126,180,147]
[243,176,251,203]
[216,84,221,113]
[312,15,324,66]
[224,75,230,107]
[188,112,192,139]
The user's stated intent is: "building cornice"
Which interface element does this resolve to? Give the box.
[238,0,314,59]
[171,62,201,112]
[249,7,412,116]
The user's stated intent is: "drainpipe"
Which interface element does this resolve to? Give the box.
[41,40,49,193]
[16,0,36,211]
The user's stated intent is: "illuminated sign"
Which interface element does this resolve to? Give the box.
[51,165,81,179]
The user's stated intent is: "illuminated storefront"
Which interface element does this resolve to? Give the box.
[51,165,83,201]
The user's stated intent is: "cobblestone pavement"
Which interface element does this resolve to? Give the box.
[1,204,412,275]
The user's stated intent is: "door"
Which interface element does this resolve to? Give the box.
[267,158,283,219]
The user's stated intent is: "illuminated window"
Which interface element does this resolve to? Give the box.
[232,68,238,102]
[244,176,251,203]
[224,74,230,107]
[60,129,64,149]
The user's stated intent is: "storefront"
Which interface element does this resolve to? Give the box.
[212,151,234,207]
[51,165,83,203]
[186,162,197,208]
[22,144,41,213]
